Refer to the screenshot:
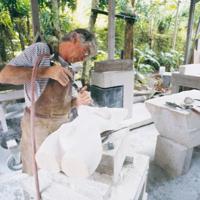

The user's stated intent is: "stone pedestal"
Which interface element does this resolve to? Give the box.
[155,135,193,177]
[90,60,134,118]
[145,90,200,176]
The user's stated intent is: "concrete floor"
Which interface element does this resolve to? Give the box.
[148,148,200,200]
[0,145,13,174]
[0,103,200,200]
[128,123,200,200]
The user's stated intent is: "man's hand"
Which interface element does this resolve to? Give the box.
[46,65,73,86]
[75,86,92,107]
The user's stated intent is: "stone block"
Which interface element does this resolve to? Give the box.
[155,135,193,177]
[108,153,149,200]
[96,128,129,183]
[162,72,171,88]
[91,70,134,118]
[145,90,200,148]
[179,64,200,75]
[94,59,133,72]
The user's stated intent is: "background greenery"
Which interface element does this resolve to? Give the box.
[0,0,199,77]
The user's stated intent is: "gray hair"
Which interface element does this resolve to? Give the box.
[62,29,97,58]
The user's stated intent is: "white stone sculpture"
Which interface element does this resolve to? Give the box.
[35,106,128,178]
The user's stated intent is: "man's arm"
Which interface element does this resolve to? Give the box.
[0,64,73,86]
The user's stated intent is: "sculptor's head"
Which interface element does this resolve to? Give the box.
[59,29,97,63]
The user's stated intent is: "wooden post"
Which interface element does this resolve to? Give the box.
[124,21,133,59]
[108,0,115,60]
[89,0,99,32]
[184,0,196,64]
[31,0,40,37]
[123,0,136,59]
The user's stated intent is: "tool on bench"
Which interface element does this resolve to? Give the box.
[101,126,128,143]
[165,98,200,115]
[165,101,183,109]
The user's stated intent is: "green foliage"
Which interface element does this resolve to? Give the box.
[60,0,77,10]
[95,27,107,52]
[134,48,160,73]
[40,7,72,44]
[157,16,172,34]
[98,0,130,13]
[0,0,78,63]
[39,0,75,43]
[0,10,12,29]
[39,0,77,10]
[159,50,184,71]
[134,47,184,74]
[154,33,171,52]
[0,0,194,75]
[98,0,108,10]
[95,50,107,62]
[1,0,29,18]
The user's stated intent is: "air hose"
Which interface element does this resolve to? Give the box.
[30,54,50,200]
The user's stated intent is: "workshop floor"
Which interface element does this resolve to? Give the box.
[0,102,200,200]
[128,124,200,200]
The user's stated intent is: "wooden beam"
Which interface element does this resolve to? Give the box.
[108,0,115,60]
[31,0,40,37]
[92,9,137,23]
[184,0,196,64]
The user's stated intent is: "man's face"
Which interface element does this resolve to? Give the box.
[59,37,90,63]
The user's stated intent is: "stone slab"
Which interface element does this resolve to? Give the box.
[179,64,200,75]
[155,135,193,177]
[145,90,200,148]
[171,72,200,93]
[94,59,133,72]
[0,153,149,200]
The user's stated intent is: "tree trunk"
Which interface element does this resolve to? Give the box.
[16,21,25,50]
[4,28,15,56]
[82,0,99,84]
[52,0,61,40]
[184,0,196,64]
[88,0,99,32]
[26,15,32,45]
[0,36,7,62]
[124,21,133,59]
[108,0,115,60]
[172,0,181,50]
[123,0,136,59]
[148,0,154,48]
[30,0,40,37]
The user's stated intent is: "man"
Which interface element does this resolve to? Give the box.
[0,28,97,175]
